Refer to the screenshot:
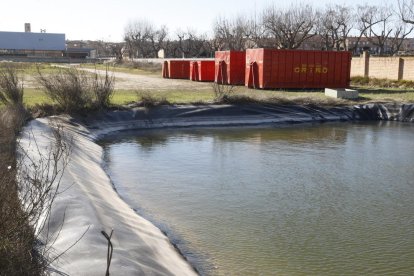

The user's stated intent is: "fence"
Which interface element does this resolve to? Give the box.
[351,51,414,80]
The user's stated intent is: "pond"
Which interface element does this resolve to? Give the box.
[100,122,414,275]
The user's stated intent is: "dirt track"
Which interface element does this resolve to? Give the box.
[76,67,213,91]
[24,65,212,91]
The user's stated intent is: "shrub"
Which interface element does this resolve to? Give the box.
[37,67,93,113]
[0,65,24,107]
[37,67,116,112]
[93,67,115,109]
[211,82,236,102]
[350,76,370,86]
[136,92,170,108]
[0,108,42,275]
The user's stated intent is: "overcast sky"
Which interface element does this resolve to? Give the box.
[0,0,392,41]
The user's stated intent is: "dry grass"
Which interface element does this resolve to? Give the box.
[93,67,115,109]
[0,66,41,274]
[2,63,414,110]
[217,93,350,106]
[117,60,162,73]
[135,92,171,108]
[351,76,414,89]
[0,66,74,275]
[0,106,43,275]
[0,64,24,107]
[211,82,237,102]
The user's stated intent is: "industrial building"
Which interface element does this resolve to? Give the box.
[0,24,65,57]
[0,23,96,60]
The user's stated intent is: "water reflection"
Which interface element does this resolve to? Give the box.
[101,122,351,152]
[100,122,414,275]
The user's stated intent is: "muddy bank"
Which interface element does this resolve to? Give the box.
[19,103,413,275]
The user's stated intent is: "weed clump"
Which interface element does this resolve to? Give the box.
[0,65,74,275]
[93,67,115,109]
[37,67,93,113]
[0,65,24,107]
[136,92,170,108]
[211,82,236,103]
[0,106,43,275]
[37,67,115,113]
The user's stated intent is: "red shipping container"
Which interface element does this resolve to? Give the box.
[162,60,190,79]
[245,49,352,89]
[190,60,215,82]
[215,51,246,85]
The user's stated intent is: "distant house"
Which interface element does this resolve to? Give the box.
[346,37,414,56]
[346,37,389,55]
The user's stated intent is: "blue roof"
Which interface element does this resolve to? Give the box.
[0,31,65,51]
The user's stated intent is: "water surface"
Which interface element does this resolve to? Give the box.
[101,122,414,275]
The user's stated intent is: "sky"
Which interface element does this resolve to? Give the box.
[0,0,390,42]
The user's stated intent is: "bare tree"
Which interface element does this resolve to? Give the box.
[198,35,216,57]
[163,40,180,58]
[334,4,354,51]
[108,43,125,61]
[351,4,382,55]
[262,4,317,49]
[368,6,394,55]
[177,29,211,57]
[244,15,268,48]
[147,25,168,57]
[398,0,414,24]
[124,20,169,58]
[396,0,414,55]
[316,8,339,51]
[213,15,249,50]
[316,5,354,51]
[124,19,151,58]
[388,21,414,54]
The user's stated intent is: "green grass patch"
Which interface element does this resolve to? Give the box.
[23,88,215,107]
[21,87,414,108]
[113,89,215,105]
[23,88,49,106]
[0,62,61,75]
[359,91,414,102]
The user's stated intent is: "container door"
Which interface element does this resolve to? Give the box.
[216,61,228,84]
[247,62,259,88]
[162,61,169,78]
[190,62,198,81]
